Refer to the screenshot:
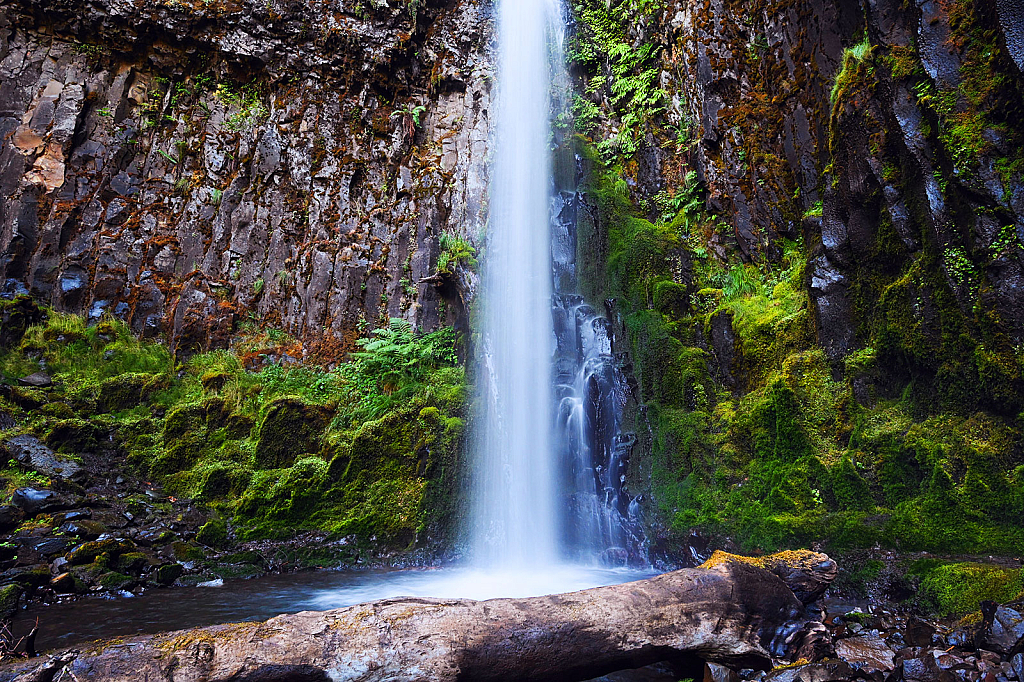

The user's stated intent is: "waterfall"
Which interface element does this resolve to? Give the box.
[473,0,646,569]
[472,0,563,568]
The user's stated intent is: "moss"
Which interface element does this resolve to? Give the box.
[171,542,206,563]
[919,562,1024,616]
[115,552,150,574]
[253,397,333,469]
[67,538,135,565]
[0,296,44,351]
[97,571,135,590]
[154,563,184,585]
[196,517,229,548]
[43,418,104,454]
[97,373,169,413]
[653,281,689,318]
[0,583,21,619]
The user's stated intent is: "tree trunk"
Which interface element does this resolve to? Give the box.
[1,557,838,682]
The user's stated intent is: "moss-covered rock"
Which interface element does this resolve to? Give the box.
[67,538,135,565]
[96,373,169,413]
[43,418,105,454]
[154,562,184,585]
[0,583,21,619]
[919,562,1024,616]
[253,397,333,469]
[0,296,43,349]
[115,552,151,575]
[97,571,135,591]
[196,518,229,548]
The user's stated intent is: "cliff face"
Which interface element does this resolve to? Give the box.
[2,0,1024,566]
[0,0,490,357]
[569,0,1024,558]
[605,0,1024,366]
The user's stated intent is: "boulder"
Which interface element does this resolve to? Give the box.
[984,606,1024,655]
[5,434,84,482]
[699,550,839,603]
[0,584,21,620]
[834,635,895,675]
[17,372,51,387]
[10,488,74,516]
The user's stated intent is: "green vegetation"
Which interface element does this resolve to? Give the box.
[568,0,667,159]
[916,562,1024,616]
[831,38,873,104]
[576,136,1024,556]
[436,232,477,276]
[0,308,467,553]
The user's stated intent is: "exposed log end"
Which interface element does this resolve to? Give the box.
[699,550,839,604]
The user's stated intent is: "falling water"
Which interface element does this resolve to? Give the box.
[472,0,563,568]
[473,0,646,570]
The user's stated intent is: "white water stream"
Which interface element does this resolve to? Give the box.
[471,0,564,569]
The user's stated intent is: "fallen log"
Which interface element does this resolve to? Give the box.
[0,554,838,682]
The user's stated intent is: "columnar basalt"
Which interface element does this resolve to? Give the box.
[0,0,492,357]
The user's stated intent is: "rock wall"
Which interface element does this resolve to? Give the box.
[568,0,1024,557]
[0,0,491,356]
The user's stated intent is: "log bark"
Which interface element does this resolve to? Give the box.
[0,558,837,682]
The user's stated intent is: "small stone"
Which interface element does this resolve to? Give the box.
[17,371,52,387]
[1011,654,1023,682]
[907,616,937,648]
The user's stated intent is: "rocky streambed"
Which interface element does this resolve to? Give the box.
[0,415,404,620]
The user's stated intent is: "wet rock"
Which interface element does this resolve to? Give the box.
[153,562,184,585]
[135,527,176,547]
[0,505,24,533]
[834,635,895,674]
[17,372,52,387]
[67,538,135,565]
[5,434,84,482]
[59,520,107,539]
[1011,653,1023,680]
[2,565,52,589]
[907,616,939,648]
[984,607,1024,655]
[11,488,74,516]
[16,536,74,558]
[764,660,856,682]
[49,572,77,593]
[0,411,15,432]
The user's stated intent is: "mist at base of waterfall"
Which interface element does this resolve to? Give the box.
[14,566,658,651]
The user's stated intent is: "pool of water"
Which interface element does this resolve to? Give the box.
[12,564,658,652]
